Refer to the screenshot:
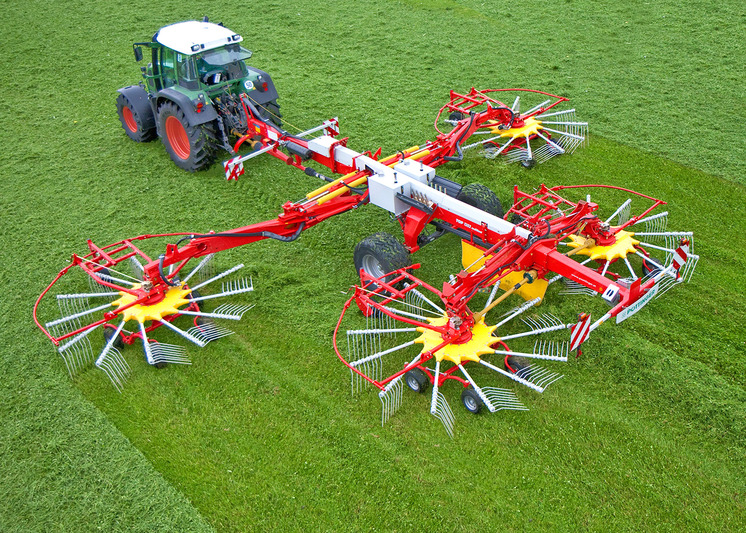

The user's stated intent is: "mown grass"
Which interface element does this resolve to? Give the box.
[1,0,744,531]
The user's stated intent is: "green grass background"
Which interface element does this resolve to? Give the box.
[1,0,744,531]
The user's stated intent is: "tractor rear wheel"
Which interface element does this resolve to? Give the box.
[157,101,217,172]
[353,232,411,283]
[262,100,282,128]
[116,92,156,142]
[457,183,504,218]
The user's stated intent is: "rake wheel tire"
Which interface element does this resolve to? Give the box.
[641,258,661,278]
[116,91,156,142]
[505,355,531,376]
[461,388,483,414]
[157,101,217,172]
[457,183,504,218]
[405,368,429,394]
[521,159,537,169]
[188,289,203,310]
[353,232,411,283]
[103,326,125,349]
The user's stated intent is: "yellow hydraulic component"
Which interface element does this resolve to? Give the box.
[565,230,640,262]
[399,149,430,162]
[111,284,192,323]
[488,116,543,139]
[306,145,420,200]
[415,315,498,365]
[461,241,548,303]
[496,270,548,302]
[316,176,369,204]
[306,170,358,200]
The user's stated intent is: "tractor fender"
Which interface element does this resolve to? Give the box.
[245,67,279,105]
[155,88,218,127]
[116,85,156,131]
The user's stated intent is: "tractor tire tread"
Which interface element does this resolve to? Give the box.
[353,232,411,279]
[116,93,156,142]
[157,101,218,172]
[457,183,504,218]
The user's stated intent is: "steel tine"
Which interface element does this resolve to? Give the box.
[378,376,403,426]
[479,359,555,393]
[96,345,130,393]
[189,264,244,291]
[190,278,254,301]
[150,343,191,365]
[179,303,254,321]
[182,254,215,284]
[430,362,455,438]
[408,288,445,314]
[185,322,234,344]
[482,387,529,412]
[349,340,417,370]
[45,302,113,329]
[129,256,144,279]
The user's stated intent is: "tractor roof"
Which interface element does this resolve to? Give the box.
[154,21,243,55]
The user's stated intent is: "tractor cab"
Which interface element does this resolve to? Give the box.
[194,43,252,87]
[135,20,258,95]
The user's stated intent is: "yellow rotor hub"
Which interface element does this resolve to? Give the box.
[565,230,640,262]
[488,116,543,138]
[414,315,498,365]
[111,284,192,323]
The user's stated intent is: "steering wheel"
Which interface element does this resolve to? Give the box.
[201,70,224,85]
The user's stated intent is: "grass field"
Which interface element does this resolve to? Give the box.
[1,0,744,531]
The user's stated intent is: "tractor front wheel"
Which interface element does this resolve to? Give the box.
[157,101,217,172]
[117,92,156,142]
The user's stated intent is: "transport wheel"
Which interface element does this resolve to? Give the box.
[405,368,430,393]
[461,388,483,414]
[457,183,504,218]
[353,232,411,282]
[157,101,217,171]
[116,90,156,142]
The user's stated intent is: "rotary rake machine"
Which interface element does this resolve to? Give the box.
[34,85,696,437]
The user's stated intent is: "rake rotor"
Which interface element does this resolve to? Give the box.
[35,236,255,390]
[437,88,588,168]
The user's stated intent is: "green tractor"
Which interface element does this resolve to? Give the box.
[116,18,281,171]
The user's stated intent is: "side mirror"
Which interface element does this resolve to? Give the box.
[133,46,143,62]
